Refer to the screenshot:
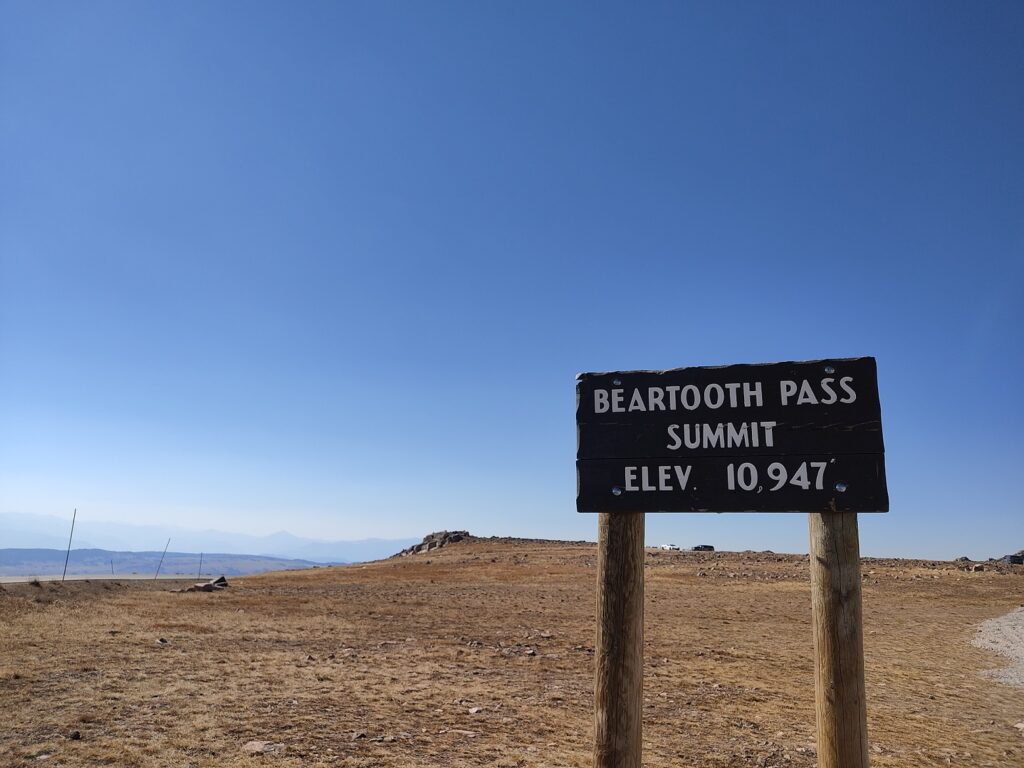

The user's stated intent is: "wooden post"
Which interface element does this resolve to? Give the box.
[594,511,644,768]
[808,512,869,768]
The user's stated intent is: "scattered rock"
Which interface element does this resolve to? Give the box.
[351,731,367,740]
[468,706,483,714]
[499,644,536,658]
[68,730,81,741]
[242,740,282,754]
[156,638,168,645]
[972,564,985,572]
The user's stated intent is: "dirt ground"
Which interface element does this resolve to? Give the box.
[1,537,1022,767]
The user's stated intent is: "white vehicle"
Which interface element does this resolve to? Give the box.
[660,544,680,551]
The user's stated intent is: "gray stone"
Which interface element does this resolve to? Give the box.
[242,740,282,754]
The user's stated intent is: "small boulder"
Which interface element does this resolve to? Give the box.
[185,576,229,593]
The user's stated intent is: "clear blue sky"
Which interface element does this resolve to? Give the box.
[1,2,1021,559]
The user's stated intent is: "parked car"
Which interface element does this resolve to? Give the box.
[660,544,680,551]
[692,544,715,552]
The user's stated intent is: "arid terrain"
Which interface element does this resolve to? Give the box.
[1,536,1022,767]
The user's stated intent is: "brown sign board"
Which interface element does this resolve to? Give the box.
[576,357,888,513]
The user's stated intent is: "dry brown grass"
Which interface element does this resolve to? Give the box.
[1,539,1022,767]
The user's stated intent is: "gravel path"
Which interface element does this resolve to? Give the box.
[973,606,1024,688]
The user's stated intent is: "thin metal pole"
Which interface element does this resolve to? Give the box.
[110,559,114,576]
[61,508,77,583]
[154,538,171,580]
[198,552,203,581]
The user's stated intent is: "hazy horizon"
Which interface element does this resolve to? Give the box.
[2,509,1016,563]
[0,511,421,564]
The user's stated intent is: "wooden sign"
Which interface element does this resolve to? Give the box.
[576,357,888,513]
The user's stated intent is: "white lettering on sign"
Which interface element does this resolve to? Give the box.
[589,368,864,496]
[593,381,777,413]
[779,377,857,406]
[743,381,763,407]
[591,377,859,414]
[680,385,698,409]
[727,460,830,491]
[665,421,776,450]
[622,460,834,496]
[705,383,725,409]
[623,465,692,492]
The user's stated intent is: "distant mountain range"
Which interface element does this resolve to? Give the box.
[0,512,419,564]
[0,547,326,579]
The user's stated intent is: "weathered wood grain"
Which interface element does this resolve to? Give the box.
[594,512,645,768]
[808,511,870,768]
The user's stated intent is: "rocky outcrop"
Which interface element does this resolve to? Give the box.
[394,531,470,557]
[177,576,229,593]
